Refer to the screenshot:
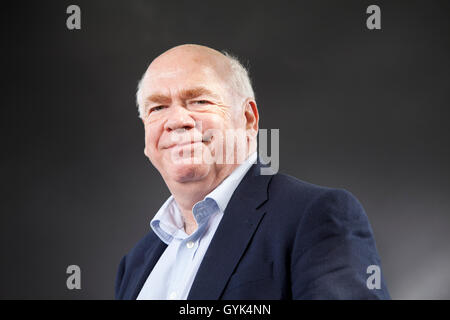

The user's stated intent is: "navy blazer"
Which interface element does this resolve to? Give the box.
[115,162,390,299]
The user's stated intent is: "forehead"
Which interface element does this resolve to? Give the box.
[149,65,220,87]
[141,55,231,98]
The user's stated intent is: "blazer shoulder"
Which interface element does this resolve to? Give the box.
[269,171,333,194]
[265,171,369,229]
[268,171,359,206]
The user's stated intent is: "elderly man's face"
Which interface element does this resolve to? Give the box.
[140,50,249,185]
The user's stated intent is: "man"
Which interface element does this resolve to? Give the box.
[115,44,390,299]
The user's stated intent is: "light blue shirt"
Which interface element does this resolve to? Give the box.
[136,152,258,300]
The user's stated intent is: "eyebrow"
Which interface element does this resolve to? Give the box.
[180,87,222,101]
[144,87,222,106]
[144,93,171,106]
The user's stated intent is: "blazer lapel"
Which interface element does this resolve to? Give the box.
[123,233,167,300]
[187,162,273,299]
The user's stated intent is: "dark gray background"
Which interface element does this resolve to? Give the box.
[2,0,450,299]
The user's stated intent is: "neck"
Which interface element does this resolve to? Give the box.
[167,164,239,235]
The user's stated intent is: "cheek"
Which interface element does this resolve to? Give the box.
[200,116,239,152]
[144,124,162,157]
[198,112,232,132]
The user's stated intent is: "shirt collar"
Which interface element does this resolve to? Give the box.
[150,196,184,244]
[150,152,257,244]
[205,152,257,213]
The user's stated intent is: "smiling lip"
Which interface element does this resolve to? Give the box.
[164,140,204,149]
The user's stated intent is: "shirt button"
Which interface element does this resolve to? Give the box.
[186,241,194,249]
[169,291,177,300]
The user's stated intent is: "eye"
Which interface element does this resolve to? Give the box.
[149,105,166,113]
[191,100,210,105]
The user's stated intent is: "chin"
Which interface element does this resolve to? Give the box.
[169,160,211,183]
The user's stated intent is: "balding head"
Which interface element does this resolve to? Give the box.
[150,44,228,73]
[136,44,254,119]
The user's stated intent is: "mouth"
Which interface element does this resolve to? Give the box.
[163,135,213,149]
[174,141,203,148]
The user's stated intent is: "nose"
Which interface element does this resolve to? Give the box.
[163,105,196,132]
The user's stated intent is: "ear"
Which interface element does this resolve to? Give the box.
[243,99,259,139]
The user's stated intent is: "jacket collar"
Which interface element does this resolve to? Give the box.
[187,160,273,299]
[124,232,167,300]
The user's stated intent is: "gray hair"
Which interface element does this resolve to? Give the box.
[221,51,255,103]
[136,51,255,119]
